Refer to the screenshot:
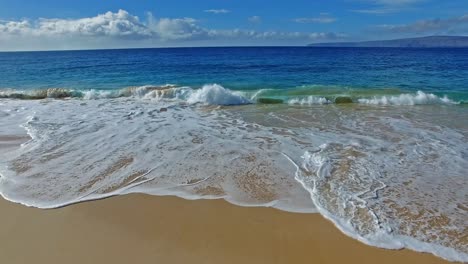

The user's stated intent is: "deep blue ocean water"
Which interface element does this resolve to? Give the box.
[1,47,468,101]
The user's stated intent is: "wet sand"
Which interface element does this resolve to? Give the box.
[0,194,450,264]
[0,134,452,264]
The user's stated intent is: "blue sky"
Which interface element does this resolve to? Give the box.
[0,0,467,50]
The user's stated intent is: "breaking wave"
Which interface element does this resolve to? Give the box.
[288,96,331,105]
[0,85,462,106]
[0,84,252,106]
[0,94,467,262]
[186,84,251,105]
[357,91,457,105]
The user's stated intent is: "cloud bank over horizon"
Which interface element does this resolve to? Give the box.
[351,0,424,14]
[376,14,468,35]
[0,9,344,51]
[0,7,467,51]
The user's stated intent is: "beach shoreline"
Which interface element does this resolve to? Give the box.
[0,106,463,264]
[0,194,450,264]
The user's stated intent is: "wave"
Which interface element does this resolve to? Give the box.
[0,85,463,106]
[1,94,467,262]
[288,96,331,105]
[0,88,82,100]
[289,146,468,263]
[0,85,252,106]
[357,91,457,105]
[186,84,251,105]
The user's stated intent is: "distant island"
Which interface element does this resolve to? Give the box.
[308,36,468,48]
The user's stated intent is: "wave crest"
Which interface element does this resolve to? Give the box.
[0,87,461,107]
[186,84,251,105]
[358,91,456,105]
[288,96,331,105]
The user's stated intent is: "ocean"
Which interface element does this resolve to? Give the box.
[0,47,467,262]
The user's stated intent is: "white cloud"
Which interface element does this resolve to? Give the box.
[207,29,344,41]
[41,10,151,38]
[351,8,395,14]
[372,0,423,6]
[375,14,468,34]
[0,10,151,38]
[204,9,230,14]
[351,0,424,14]
[147,14,208,40]
[293,14,337,24]
[0,20,32,34]
[248,16,262,24]
[0,9,344,50]
[294,17,337,24]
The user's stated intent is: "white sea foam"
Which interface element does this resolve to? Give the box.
[358,91,456,105]
[288,96,331,105]
[248,89,271,100]
[291,144,468,262]
[0,86,462,108]
[79,84,252,105]
[82,89,117,100]
[0,96,467,262]
[0,98,313,212]
[186,84,251,105]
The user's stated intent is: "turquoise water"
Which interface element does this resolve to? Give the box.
[1,47,468,102]
[0,47,467,262]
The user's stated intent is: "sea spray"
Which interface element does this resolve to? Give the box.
[186,84,251,105]
[0,86,461,106]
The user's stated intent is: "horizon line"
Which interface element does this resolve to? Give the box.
[2,35,468,53]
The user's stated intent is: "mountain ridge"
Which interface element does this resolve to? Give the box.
[308,36,468,48]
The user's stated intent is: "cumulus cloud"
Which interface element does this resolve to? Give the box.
[0,9,344,50]
[0,20,32,34]
[147,14,208,40]
[0,10,151,38]
[376,14,468,34]
[204,9,230,14]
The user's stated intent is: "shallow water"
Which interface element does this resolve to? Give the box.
[0,47,467,262]
[0,95,467,262]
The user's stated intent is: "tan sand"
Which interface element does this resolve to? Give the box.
[0,194,450,264]
[0,134,451,264]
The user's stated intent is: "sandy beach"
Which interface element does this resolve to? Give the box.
[0,131,455,264]
[1,3,468,263]
[0,194,450,264]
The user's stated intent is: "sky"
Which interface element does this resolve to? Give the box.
[0,0,467,51]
